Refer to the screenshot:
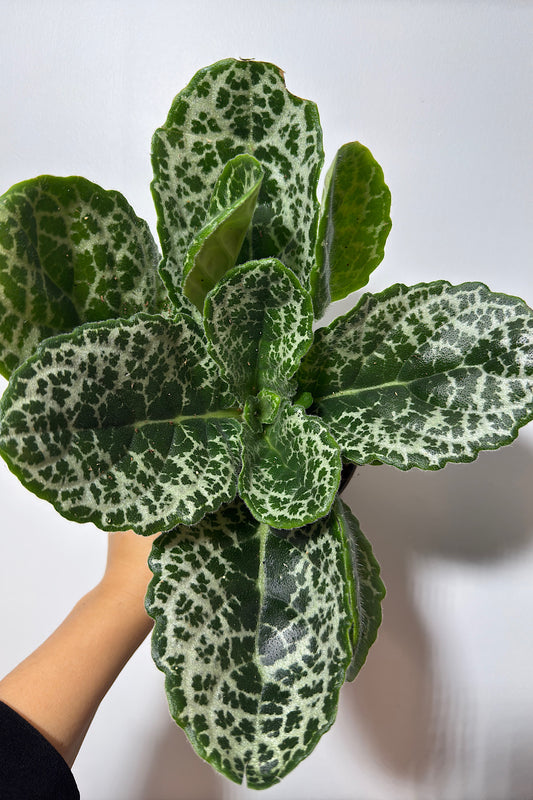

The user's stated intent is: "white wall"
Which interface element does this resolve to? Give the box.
[1,3,532,798]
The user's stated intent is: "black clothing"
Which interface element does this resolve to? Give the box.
[0,701,79,799]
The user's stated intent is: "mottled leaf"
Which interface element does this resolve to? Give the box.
[0,175,166,378]
[334,498,385,681]
[239,401,341,528]
[146,498,354,789]
[298,282,533,469]
[311,142,392,317]
[204,259,313,403]
[0,314,242,534]
[182,155,263,311]
[151,58,323,298]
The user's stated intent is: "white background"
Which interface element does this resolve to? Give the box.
[1,2,532,799]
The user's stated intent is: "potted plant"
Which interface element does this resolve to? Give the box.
[0,58,531,789]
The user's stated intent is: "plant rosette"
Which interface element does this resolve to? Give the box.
[0,59,532,789]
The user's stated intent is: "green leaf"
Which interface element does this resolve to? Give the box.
[146,498,354,789]
[0,314,242,534]
[243,389,282,430]
[239,401,341,528]
[0,175,166,378]
[182,155,264,311]
[204,259,313,403]
[311,142,392,317]
[151,58,324,300]
[334,498,385,681]
[297,282,533,469]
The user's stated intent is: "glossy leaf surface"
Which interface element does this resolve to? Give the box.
[239,401,341,528]
[151,58,323,301]
[298,282,533,469]
[183,155,263,311]
[0,314,242,533]
[335,499,386,680]
[0,175,165,378]
[146,498,354,789]
[204,259,313,403]
[312,142,392,316]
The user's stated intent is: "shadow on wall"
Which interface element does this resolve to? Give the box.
[340,438,533,787]
[136,711,225,800]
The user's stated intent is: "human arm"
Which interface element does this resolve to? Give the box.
[0,530,158,768]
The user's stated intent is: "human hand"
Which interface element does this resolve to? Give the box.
[0,529,161,767]
[99,530,160,635]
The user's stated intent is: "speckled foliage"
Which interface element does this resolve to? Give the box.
[204,259,313,403]
[146,497,384,789]
[297,281,533,469]
[0,58,532,789]
[0,176,166,378]
[239,401,341,528]
[151,59,323,306]
[183,154,264,312]
[0,314,242,534]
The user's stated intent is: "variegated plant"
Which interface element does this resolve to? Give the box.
[0,58,532,789]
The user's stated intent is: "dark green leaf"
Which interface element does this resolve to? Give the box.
[151,58,324,300]
[204,259,313,403]
[182,154,263,311]
[146,498,354,789]
[298,282,533,469]
[239,401,341,528]
[0,314,242,534]
[311,142,391,316]
[0,175,166,378]
[334,498,385,681]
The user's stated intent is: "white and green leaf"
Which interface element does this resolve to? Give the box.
[0,175,167,378]
[335,498,385,681]
[0,313,242,534]
[204,259,313,403]
[239,401,341,528]
[182,155,263,311]
[311,142,392,317]
[151,58,323,300]
[298,282,533,469]
[146,498,354,789]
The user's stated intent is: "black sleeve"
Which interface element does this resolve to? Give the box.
[0,701,80,799]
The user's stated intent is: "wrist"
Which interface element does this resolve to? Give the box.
[92,579,154,641]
